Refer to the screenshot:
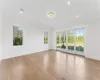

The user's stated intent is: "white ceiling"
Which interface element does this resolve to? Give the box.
[1,0,100,29]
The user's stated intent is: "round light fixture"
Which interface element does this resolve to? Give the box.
[76,15,80,18]
[68,1,71,5]
[20,8,24,14]
[47,12,55,18]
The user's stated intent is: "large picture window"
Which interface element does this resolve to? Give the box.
[56,28,85,55]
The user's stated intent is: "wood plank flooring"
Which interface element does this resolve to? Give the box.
[0,50,100,80]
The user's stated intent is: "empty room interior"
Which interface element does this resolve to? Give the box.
[0,0,100,80]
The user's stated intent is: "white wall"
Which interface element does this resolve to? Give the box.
[1,12,51,60]
[85,19,100,60]
[51,18,100,60]
[0,13,2,60]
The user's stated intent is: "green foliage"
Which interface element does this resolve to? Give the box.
[61,33,66,43]
[68,46,74,50]
[44,37,45,44]
[61,35,64,43]
[76,35,84,42]
[56,32,66,49]
[13,37,23,46]
[44,36,48,44]
[68,35,74,43]
[46,37,48,44]
[56,34,59,44]
[56,30,84,51]
[68,35,84,43]
[44,32,48,44]
[76,46,84,52]
[61,43,66,49]
[61,33,66,49]
[64,35,66,43]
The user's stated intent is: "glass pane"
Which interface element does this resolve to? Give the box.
[75,28,84,52]
[60,32,66,49]
[56,32,60,48]
[68,30,74,50]
[44,32,48,44]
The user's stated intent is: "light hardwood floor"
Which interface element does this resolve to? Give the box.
[0,50,100,80]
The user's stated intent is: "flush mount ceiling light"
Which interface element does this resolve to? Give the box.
[20,8,24,14]
[68,1,71,5]
[76,15,80,18]
[47,12,55,18]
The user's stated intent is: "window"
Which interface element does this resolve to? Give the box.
[13,26,23,46]
[56,32,60,48]
[68,30,75,50]
[75,28,84,52]
[56,28,85,55]
[44,32,48,44]
[56,32,66,49]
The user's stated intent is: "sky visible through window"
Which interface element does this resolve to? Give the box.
[76,28,84,36]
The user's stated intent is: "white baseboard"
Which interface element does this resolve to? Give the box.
[1,49,50,61]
